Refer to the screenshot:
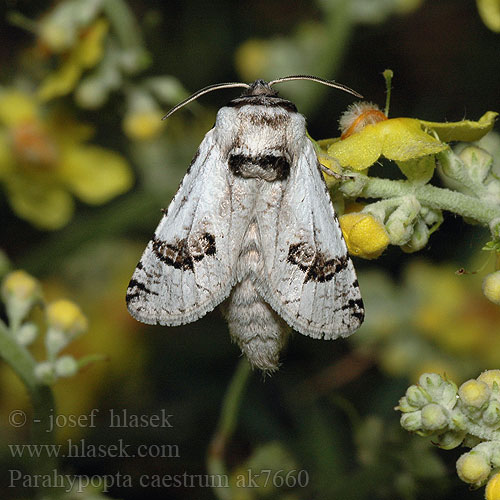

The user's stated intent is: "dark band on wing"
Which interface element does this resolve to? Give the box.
[126,278,159,304]
[287,242,349,283]
[228,153,290,180]
[342,298,365,322]
[152,232,216,271]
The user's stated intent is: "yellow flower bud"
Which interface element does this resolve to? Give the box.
[1,270,41,329]
[486,472,500,500]
[459,380,491,408]
[39,20,75,52]
[478,370,500,390]
[46,299,87,336]
[456,451,491,485]
[2,270,40,302]
[123,110,165,140]
[483,271,500,305]
[339,212,390,259]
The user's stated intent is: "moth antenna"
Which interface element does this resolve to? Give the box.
[162,82,251,120]
[268,75,363,99]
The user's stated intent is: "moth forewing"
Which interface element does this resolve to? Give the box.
[126,78,364,372]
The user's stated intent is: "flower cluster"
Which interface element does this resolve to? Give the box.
[0,89,132,229]
[397,371,500,497]
[0,270,98,384]
[30,0,188,139]
[1,0,197,229]
[310,72,500,305]
[320,107,499,261]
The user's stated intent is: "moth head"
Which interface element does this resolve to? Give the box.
[162,75,363,120]
[243,79,278,97]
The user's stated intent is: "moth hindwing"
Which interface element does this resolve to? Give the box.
[127,78,364,372]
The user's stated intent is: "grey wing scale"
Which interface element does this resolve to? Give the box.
[256,139,364,339]
[127,130,240,326]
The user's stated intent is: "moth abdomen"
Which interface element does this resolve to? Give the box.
[223,277,290,372]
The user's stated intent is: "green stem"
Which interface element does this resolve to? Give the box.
[358,176,500,229]
[383,69,393,117]
[207,359,252,500]
[0,321,57,480]
[101,0,150,70]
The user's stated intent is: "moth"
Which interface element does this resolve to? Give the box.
[126,76,365,372]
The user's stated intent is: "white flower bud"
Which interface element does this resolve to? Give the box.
[405,384,431,409]
[54,355,78,378]
[436,430,466,450]
[45,328,72,362]
[385,196,420,245]
[421,403,448,431]
[483,400,500,428]
[16,322,38,346]
[459,146,492,185]
[400,411,422,432]
[34,361,56,385]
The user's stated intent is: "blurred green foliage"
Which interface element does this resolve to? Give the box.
[0,1,499,499]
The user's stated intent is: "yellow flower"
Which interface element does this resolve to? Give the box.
[339,212,390,259]
[326,111,497,170]
[2,270,40,302]
[0,89,132,229]
[483,270,500,305]
[38,19,109,101]
[477,0,500,32]
[419,111,499,142]
[458,379,490,408]
[487,472,500,500]
[46,299,88,336]
[408,261,500,366]
[123,109,165,141]
[456,451,491,485]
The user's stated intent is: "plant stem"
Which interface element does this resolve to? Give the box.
[358,176,500,229]
[207,359,252,500]
[101,0,150,70]
[0,321,57,479]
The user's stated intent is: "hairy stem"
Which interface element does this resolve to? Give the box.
[357,176,500,229]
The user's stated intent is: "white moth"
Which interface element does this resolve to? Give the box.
[127,76,365,372]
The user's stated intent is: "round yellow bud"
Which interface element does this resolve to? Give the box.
[478,370,500,390]
[123,110,164,141]
[483,271,500,305]
[39,21,74,52]
[486,472,500,500]
[458,379,491,408]
[46,299,87,336]
[2,270,40,301]
[456,451,491,485]
[339,212,390,259]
